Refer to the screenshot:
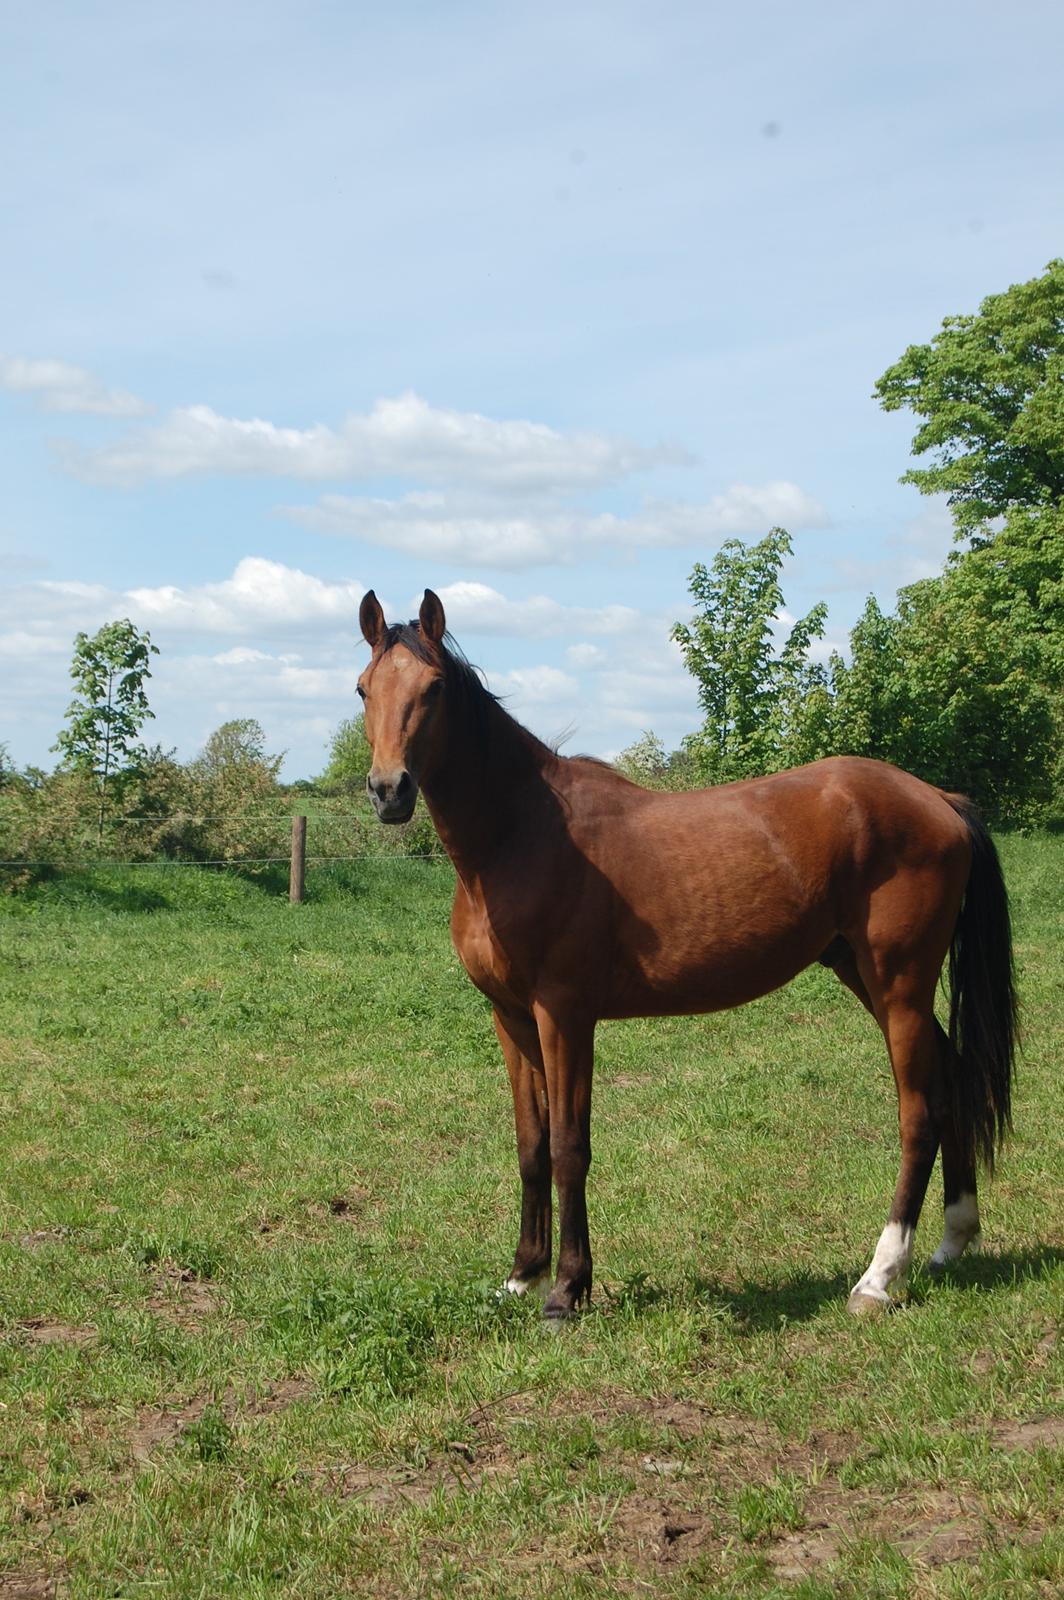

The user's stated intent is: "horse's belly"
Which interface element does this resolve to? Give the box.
[602,908,834,1019]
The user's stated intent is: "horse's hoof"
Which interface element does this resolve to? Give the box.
[542,1298,580,1325]
[847,1289,892,1317]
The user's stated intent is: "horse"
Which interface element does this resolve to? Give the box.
[357,588,1017,1320]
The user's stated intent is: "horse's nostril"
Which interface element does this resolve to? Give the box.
[396,771,412,799]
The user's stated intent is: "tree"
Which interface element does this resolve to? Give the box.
[317,714,372,795]
[192,718,282,781]
[53,619,158,839]
[183,720,285,865]
[671,529,828,784]
[874,259,1064,535]
[826,528,1061,823]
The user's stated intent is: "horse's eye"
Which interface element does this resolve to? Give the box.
[356,685,366,700]
[425,678,443,699]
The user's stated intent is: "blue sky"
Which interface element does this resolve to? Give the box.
[3,1,1062,777]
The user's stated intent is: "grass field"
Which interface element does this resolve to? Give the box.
[1,837,1062,1598]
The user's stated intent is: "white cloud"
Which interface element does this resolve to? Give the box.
[566,642,608,669]
[212,646,272,665]
[492,664,580,703]
[0,355,149,417]
[125,557,366,635]
[63,391,682,490]
[294,481,828,568]
[0,561,371,694]
[0,626,71,660]
[431,580,641,639]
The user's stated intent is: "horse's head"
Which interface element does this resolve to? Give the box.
[358,588,449,823]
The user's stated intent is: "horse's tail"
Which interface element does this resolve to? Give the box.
[943,795,1018,1176]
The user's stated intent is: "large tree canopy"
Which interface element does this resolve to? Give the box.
[874,259,1064,534]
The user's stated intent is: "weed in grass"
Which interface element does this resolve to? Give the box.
[736,1476,806,1542]
[181,1402,235,1464]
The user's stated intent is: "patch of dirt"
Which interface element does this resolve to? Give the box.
[18,1320,96,1348]
[320,1390,1060,1580]
[0,1571,58,1599]
[146,1264,220,1330]
[327,1189,370,1219]
[592,1496,714,1566]
[988,1415,1064,1451]
[128,1376,313,1462]
[14,1230,68,1251]
[129,1396,210,1462]
[767,1484,1020,1580]
[304,1189,373,1230]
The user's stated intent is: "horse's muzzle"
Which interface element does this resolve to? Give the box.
[368,769,417,824]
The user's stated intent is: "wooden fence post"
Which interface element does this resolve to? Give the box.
[289,815,307,902]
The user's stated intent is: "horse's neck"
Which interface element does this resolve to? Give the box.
[422,699,556,888]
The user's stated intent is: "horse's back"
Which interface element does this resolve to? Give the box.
[557,756,971,1019]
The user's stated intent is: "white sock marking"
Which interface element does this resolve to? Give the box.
[930,1193,981,1267]
[502,1273,549,1299]
[852,1220,915,1303]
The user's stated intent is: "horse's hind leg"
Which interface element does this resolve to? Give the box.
[928,1019,981,1271]
[827,943,979,1295]
[494,1007,552,1296]
[847,983,945,1314]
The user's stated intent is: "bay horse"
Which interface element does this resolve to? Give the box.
[357,589,1017,1319]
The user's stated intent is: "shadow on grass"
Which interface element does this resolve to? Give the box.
[914,1245,1064,1296]
[19,863,293,913]
[3,857,458,914]
[600,1247,1064,1333]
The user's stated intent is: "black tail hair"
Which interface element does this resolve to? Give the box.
[945,796,1018,1175]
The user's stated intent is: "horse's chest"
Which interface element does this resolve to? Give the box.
[452,899,528,1010]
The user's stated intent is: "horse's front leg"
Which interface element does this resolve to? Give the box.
[493,1008,552,1297]
[532,998,594,1320]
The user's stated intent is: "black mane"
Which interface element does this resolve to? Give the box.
[379,621,552,761]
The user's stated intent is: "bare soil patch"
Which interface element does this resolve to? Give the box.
[146,1263,220,1330]
[989,1415,1064,1451]
[766,1482,1036,1581]
[320,1390,1060,1579]
[13,1230,68,1251]
[0,1571,59,1599]
[18,1320,95,1348]
[128,1375,313,1462]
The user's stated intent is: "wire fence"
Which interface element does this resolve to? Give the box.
[0,854,450,870]
[0,806,450,884]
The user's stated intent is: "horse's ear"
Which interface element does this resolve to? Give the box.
[359,590,386,648]
[419,589,446,644]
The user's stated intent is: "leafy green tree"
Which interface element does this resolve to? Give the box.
[874,259,1064,535]
[615,732,699,791]
[671,529,828,784]
[183,720,286,866]
[53,618,158,839]
[317,714,373,795]
[829,532,1060,823]
[191,718,283,781]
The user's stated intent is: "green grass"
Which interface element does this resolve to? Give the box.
[1,840,1062,1597]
